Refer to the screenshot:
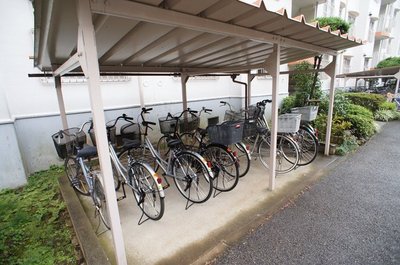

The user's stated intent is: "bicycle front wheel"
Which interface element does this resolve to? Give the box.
[64,157,90,196]
[129,162,165,221]
[180,132,201,151]
[202,144,239,192]
[172,152,213,203]
[92,175,111,229]
[258,134,299,174]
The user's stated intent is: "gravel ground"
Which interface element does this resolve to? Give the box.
[213,121,400,265]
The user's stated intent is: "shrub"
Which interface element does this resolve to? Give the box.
[377,57,400,68]
[374,109,400,121]
[314,114,351,143]
[378,101,396,111]
[318,92,351,116]
[336,133,359,156]
[314,17,350,34]
[291,61,323,107]
[346,104,374,120]
[345,92,386,113]
[345,114,376,139]
[280,95,296,114]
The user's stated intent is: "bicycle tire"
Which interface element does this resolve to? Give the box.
[92,175,111,229]
[64,157,90,196]
[119,146,156,170]
[202,144,239,192]
[172,151,213,203]
[258,134,299,174]
[129,162,165,221]
[180,132,201,151]
[294,127,318,166]
[156,135,170,160]
[229,142,251,178]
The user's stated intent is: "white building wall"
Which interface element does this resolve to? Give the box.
[0,0,290,189]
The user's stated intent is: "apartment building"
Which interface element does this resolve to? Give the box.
[292,0,400,89]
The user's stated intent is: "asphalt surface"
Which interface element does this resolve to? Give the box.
[213,121,400,265]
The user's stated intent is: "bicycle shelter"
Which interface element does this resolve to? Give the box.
[32,0,363,264]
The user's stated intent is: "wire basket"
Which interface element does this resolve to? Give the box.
[291,106,318,121]
[245,105,260,119]
[88,126,116,147]
[224,110,244,121]
[243,119,257,138]
[159,117,178,135]
[207,120,244,146]
[116,123,141,146]
[277,114,301,133]
[52,128,86,159]
[179,116,200,133]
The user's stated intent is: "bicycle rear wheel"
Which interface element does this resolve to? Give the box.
[156,135,170,160]
[172,151,213,203]
[229,142,251,178]
[64,157,90,196]
[258,134,299,174]
[129,162,165,220]
[202,144,239,192]
[180,132,201,151]
[293,127,318,166]
[92,175,111,229]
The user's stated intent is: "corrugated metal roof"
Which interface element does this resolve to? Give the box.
[33,0,363,74]
[337,66,400,78]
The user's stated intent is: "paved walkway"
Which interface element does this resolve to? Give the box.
[213,121,400,265]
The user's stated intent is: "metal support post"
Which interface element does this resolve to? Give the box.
[76,0,127,264]
[264,44,280,191]
[323,56,338,156]
[54,76,69,130]
[138,76,145,108]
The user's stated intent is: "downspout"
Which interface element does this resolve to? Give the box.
[231,74,248,110]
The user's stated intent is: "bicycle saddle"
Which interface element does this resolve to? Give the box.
[76,144,98,159]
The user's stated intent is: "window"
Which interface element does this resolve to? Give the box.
[347,14,356,36]
[368,19,375,42]
[343,57,351,73]
[364,58,371,70]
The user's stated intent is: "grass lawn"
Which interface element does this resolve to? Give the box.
[0,166,76,265]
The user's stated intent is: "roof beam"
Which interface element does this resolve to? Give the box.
[37,0,54,69]
[90,0,338,55]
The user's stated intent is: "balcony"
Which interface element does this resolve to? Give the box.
[375,31,391,40]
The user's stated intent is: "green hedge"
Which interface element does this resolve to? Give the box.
[314,17,350,34]
[377,57,400,68]
[344,93,386,113]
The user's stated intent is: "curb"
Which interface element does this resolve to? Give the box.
[58,174,111,265]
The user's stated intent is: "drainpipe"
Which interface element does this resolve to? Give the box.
[231,74,248,110]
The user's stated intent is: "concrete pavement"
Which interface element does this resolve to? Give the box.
[76,144,341,265]
[213,121,400,265]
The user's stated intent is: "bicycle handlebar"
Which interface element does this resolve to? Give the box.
[106,114,134,130]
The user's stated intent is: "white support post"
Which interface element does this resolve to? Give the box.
[264,44,280,191]
[324,56,338,156]
[138,76,145,108]
[76,1,127,265]
[181,74,189,112]
[54,76,68,130]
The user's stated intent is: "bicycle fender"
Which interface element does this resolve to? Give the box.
[176,150,215,180]
[135,162,165,198]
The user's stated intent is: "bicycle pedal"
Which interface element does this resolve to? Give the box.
[117,196,126,201]
[162,184,170,189]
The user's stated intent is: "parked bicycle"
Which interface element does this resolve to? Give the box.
[157,108,240,193]
[220,101,300,174]
[89,114,165,224]
[52,121,111,229]
[139,107,214,208]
